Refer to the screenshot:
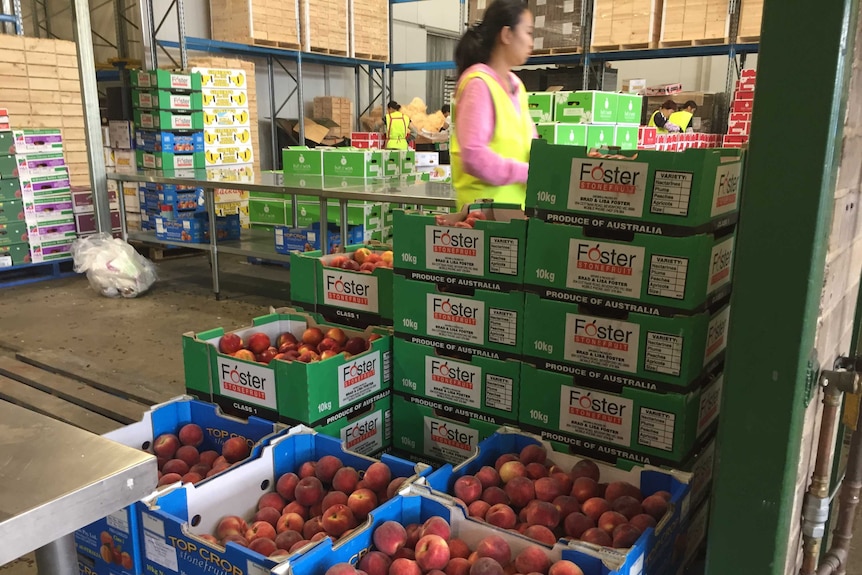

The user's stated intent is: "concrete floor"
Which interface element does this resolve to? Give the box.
[2,252,862,575]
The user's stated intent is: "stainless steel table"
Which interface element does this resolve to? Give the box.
[0,401,157,574]
[108,170,458,299]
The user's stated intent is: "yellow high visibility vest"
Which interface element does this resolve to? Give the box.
[385,111,409,150]
[648,110,670,134]
[450,70,534,209]
[669,110,694,132]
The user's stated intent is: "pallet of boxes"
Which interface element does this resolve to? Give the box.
[529,90,641,150]
[723,69,756,148]
[520,137,741,570]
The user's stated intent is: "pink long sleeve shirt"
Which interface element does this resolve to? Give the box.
[454,64,538,187]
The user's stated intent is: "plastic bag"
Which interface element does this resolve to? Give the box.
[71,233,158,298]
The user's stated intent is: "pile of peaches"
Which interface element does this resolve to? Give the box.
[325,248,394,273]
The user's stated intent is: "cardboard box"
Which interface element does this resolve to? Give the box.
[393,275,525,360]
[0,221,28,246]
[203,108,251,128]
[305,389,394,454]
[0,199,23,224]
[194,67,248,90]
[71,189,120,214]
[381,151,400,177]
[0,154,16,177]
[22,194,74,221]
[526,140,743,232]
[322,148,382,178]
[202,87,249,109]
[290,244,394,327]
[615,126,639,150]
[638,126,658,147]
[622,78,647,94]
[248,198,288,225]
[132,89,203,112]
[204,144,254,166]
[15,152,68,177]
[108,120,134,149]
[555,91,618,124]
[393,338,520,424]
[136,150,205,170]
[203,126,253,146]
[586,124,615,148]
[74,211,122,235]
[112,150,137,174]
[524,219,735,314]
[415,151,439,167]
[283,147,324,176]
[134,110,204,131]
[28,241,73,262]
[731,99,754,113]
[616,93,643,125]
[0,242,29,266]
[154,213,240,243]
[393,205,527,289]
[135,130,204,154]
[130,69,202,92]
[0,177,21,200]
[274,224,373,254]
[527,92,555,123]
[183,308,392,424]
[12,129,63,154]
[522,292,730,392]
[0,130,14,155]
[536,123,587,145]
[103,147,116,168]
[518,362,721,465]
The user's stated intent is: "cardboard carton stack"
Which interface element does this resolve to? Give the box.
[737,0,763,41]
[591,0,661,50]
[529,0,582,53]
[723,69,756,148]
[353,0,389,59]
[313,96,353,140]
[530,90,642,151]
[72,185,122,238]
[299,0,349,55]
[660,0,730,46]
[209,0,300,48]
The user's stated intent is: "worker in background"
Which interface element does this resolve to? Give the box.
[383,101,414,150]
[440,104,451,131]
[450,0,537,209]
[648,100,681,133]
[669,100,698,133]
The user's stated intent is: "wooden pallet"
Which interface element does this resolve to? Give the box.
[591,42,657,52]
[659,37,729,48]
[131,241,205,262]
[737,35,760,43]
[252,38,301,50]
[309,47,349,56]
[355,53,388,62]
[531,46,582,55]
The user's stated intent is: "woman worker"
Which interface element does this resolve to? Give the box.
[648,100,682,134]
[384,101,415,150]
[450,0,537,209]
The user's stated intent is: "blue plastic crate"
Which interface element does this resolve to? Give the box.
[135,130,205,153]
[74,397,284,575]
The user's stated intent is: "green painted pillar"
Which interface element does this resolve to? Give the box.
[706,1,859,574]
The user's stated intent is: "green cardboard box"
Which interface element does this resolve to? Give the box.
[0,177,21,200]
[393,275,525,360]
[0,242,29,266]
[392,204,528,290]
[382,151,401,177]
[132,89,203,112]
[296,200,386,229]
[130,69,202,92]
[290,244,394,327]
[248,199,288,226]
[527,92,555,123]
[400,150,416,174]
[555,91,618,124]
[616,93,643,125]
[133,110,204,131]
[522,293,730,392]
[302,389,393,456]
[586,125,616,148]
[614,126,639,150]
[518,363,722,465]
[0,154,16,177]
[391,393,500,464]
[0,199,23,224]
[283,174,325,190]
[183,307,392,424]
[283,147,324,176]
[524,219,735,314]
[0,131,14,155]
[393,338,520,424]
[323,149,383,178]
[0,221,28,246]
[136,150,205,170]
[324,176,389,191]
[536,123,587,146]
[526,140,743,233]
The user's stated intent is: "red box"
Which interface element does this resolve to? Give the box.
[740,69,757,79]
[645,83,683,96]
[732,100,754,112]
[352,140,380,149]
[0,108,9,131]
[735,90,755,101]
[638,126,657,146]
[723,135,749,148]
[74,211,122,234]
[727,121,751,136]
[729,112,752,122]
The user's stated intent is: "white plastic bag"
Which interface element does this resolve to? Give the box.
[71,233,158,298]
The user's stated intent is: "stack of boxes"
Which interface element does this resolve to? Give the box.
[72,187,122,238]
[529,0,582,53]
[197,65,255,182]
[530,90,642,150]
[313,96,353,140]
[723,69,756,148]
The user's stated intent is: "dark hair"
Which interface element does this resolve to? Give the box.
[684,100,698,110]
[661,99,677,111]
[387,101,400,110]
[441,104,451,114]
[454,0,529,77]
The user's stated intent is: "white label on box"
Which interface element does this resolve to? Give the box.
[697,374,723,435]
[651,170,693,216]
[426,225,484,276]
[170,94,192,110]
[563,0,574,11]
[143,154,157,169]
[424,416,479,463]
[489,237,519,276]
[142,513,165,536]
[485,374,513,412]
[169,74,192,90]
[0,256,12,268]
[139,114,155,129]
[217,355,277,410]
[338,351,382,408]
[425,355,482,409]
[341,410,384,455]
[560,386,633,446]
[533,37,544,50]
[630,553,644,575]
[704,306,731,365]
[488,307,518,346]
[647,255,689,300]
[564,314,639,373]
[708,236,734,292]
[427,293,485,344]
[173,155,196,169]
[138,93,153,108]
[144,531,178,571]
[106,509,130,533]
[534,15,545,27]
[563,108,586,117]
[322,269,379,313]
[711,162,742,217]
[644,331,682,376]
[172,115,194,130]
[566,239,645,298]
[638,407,675,451]
[569,159,649,218]
[562,22,573,34]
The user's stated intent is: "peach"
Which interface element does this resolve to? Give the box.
[570,478,598,504]
[552,496,581,519]
[277,512,305,534]
[326,563,358,575]
[612,524,641,549]
[289,539,311,553]
[454,475,483,504]
[474,466,501,490]
[519,444,547,465]
[393,548,416,561]
[524,525,557,545]
[254,506,282,528]
[175,445,200,467]
[495,454,519,471]
[641,494,669,521]
[302,517,325,539]
[249,537,278,557]
[629,513,657,532]
[153,434,180,459]
[597,511,627,535]
[445,558,472,575]
[181,472,203,484]
[580,527,612,547]
[653,490,672,501]
[277,472,301,501]
[360,551,393,575]
[415,535,451,571]
[475,534,511,566]
[525,501,560,529]
[534,477,563,503]
[158,472,182,486]
[389,558,422,575]
[525,463,549,480]
[246,520,277,542]
[322,504,357,537]
[364,462,393,491]
[405,523,423,549]
[222,437,250,463]
[481,486,510,506]
[611,496,642,520]
[374,520,408,555]
[499,461,527,484]
[316,455,344,484]
[604,481,642,503]
[259,492,287,512]
[581,497,611,523]
[504,476,535,509]
[551,472,573,496]
[514,546,550,575]
[468,500,491,519]
[275,529,303,551]
[178,424,204,447]
[469,558,505,575]
[333,467,361,493]
[284,501,309,519]
[427,570,446,575]
[323,490,350,511]
[295,476,325,506]
[563,512,594,539]
[248,332,272,354]
[548,561,585,575]
[421,516,451,540]
[211,456,230,472]
[198,450,219,467]
[222,534,249,547]
[299,461,318,478]
[449,539,471,560]
[190,464,210,477]
[387,478,408,499]
[162,459,190,476]
[569,460,600,482]
[312,532,331,542]
[486,503,517,529]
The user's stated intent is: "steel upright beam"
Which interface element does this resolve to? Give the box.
[705,0,859,574]
[139,0,157,67]
[268,55,279,170]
